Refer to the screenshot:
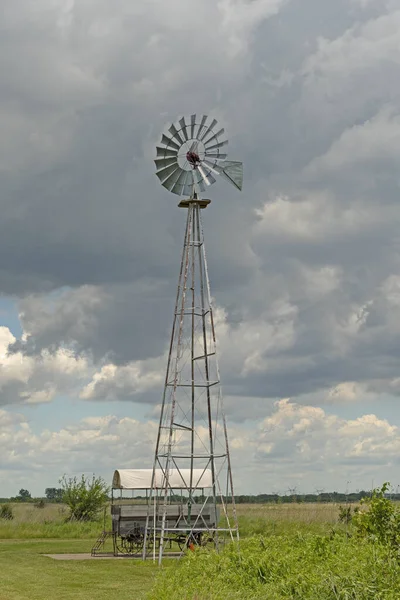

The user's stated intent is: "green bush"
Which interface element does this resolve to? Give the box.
[353,482,400,553]
[60,474,109,522]
[0,504,14,520]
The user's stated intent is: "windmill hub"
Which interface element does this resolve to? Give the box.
[186,149,201,168]
[176,138,206,169]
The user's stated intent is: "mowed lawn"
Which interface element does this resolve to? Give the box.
[0,539,163,600]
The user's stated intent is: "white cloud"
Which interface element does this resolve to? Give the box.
[256,399,400,470]
[2,399,399,496]
[327,382,364,402]
[0,408,158,495]
[0,326,89,405]
[18,286,105,344]
[304,107,400,177]
[215,303,298,377]
[303,10,400,79]
[254,193,379,242]
[217,0,288,56]
[80,359,164,401]
[294,6,400,147]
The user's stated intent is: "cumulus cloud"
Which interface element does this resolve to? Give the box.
[256,399,399,463]
[0,326,88,406]
[217,0,289,56]
[80,358,164,402]
[2,399,400,496]
[250,399,400,490]
[0,408,158,495]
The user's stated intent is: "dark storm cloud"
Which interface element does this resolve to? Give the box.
[3,0,400,411]
[0,0,257,293]
[11,282,175,364]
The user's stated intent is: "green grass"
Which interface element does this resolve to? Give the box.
[0,503,109,539]
[0,520,104,539]
[148,534,400,599]
[0,538,161,600]
[1,502,398,599]
[0,504,165,599]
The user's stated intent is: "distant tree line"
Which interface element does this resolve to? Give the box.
[135,490,400,504]
[226,492,381,504]
[0,487,64,503]
[2,488,400,505]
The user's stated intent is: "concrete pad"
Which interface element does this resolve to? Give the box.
[43,553,136,560]
[43,552,181,560]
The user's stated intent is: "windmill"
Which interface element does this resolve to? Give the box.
[143,114,243,563]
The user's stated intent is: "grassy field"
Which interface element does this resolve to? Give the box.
[0,501,341,539]
[0,538,162,600]
[0,503,160,599]
[0,501,396,599]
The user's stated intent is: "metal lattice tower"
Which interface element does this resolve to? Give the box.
[143,115,243,563]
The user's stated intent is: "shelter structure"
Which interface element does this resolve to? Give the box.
[91,468,217,557]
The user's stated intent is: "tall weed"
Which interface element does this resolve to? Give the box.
[148,534,400,599]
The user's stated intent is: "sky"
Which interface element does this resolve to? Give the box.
[1,0,400,497]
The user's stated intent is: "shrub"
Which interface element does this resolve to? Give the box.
[338,504,358,524]
[60,474,109,522]
[353,482,400,552]
[0,504,14,520]
[34,499,46,509]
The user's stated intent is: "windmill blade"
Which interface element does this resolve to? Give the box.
[199,118,217,141]
[188,140,199,153]
[205,139,228,152]
[170,170,191,195]
[204,128,225,146]
[155,157,177,170]
[179,117,189,141]
[162,167,187,193]
[160,134,180,151]
[183,171,195,196]
[156,146,178,158]
[156,162,181,183]
[197,115,208,140]
[190,114,196,139]
[204,152,227,160]
[168,124,184,146]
